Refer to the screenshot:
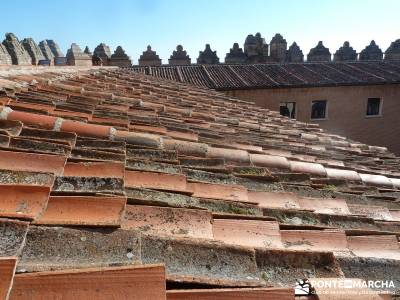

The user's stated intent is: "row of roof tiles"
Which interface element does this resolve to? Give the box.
[0,66,398,298]
[131,60,400,89]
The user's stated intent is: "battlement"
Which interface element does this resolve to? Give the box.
[0,32,399,68]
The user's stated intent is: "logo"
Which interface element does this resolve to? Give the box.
[294,278,395,296]
[295,279,313,295]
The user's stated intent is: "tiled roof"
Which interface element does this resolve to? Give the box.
[131,61,400,90]
[0,66,399,298]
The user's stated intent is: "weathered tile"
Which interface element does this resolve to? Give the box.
[18,226,141,272]
[141,235,260,286]
[0,170,54,187]
[256,248,342,287]
[0,219,29,256]
[52,176,124,194]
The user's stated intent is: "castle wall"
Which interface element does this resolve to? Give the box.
[225,84,400,154]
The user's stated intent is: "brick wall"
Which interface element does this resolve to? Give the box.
[225,84,400,154]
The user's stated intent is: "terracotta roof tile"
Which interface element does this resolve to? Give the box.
[347,235,400,260]
[0,257,17,300]
[207,147,250,163]
[9,264,166,300]
[0,150,66,175]
[0,67,399,296]
[297,196,351,215]
[0,120,22,136]
[0,185,50,220]
[122,205,213,238]
[250,153,290,169]
[63,161,125,178]
[125,170,187,193]
[248,191,301,210]
[289,161,327,177]
[35,196,126,226]
[186,182,248,202]
[212,219,283,248]
[280,229,349,253]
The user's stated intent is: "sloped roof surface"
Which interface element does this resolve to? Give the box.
[131,61,400,90]
[0,66,399,298]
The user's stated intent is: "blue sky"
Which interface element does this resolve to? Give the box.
[1,0,399,64]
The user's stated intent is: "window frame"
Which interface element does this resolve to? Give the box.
[279,101,297,119]
[310,100,328,120]
[365,97,383,118]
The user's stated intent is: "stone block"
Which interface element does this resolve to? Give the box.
[66,43,92,66]
[21,38,45,65]
[2,33,32,65]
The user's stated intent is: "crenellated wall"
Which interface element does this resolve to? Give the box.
[1,32,400,67]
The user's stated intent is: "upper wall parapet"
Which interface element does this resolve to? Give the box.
[1,32,400,68]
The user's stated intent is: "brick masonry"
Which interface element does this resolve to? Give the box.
[226,83,400,154]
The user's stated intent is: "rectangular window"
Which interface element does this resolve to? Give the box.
[311,100,327,119]
[366,98,382,116]
[280,102,296,119]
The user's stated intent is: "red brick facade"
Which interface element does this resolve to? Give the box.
[226,84,400,154]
